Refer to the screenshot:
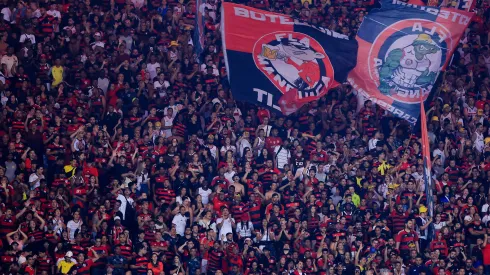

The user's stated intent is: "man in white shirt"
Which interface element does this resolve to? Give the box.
[0,47,17,78]
[203,0,217,21]
[432,140,445,166]
[30,2,41,18]
[200,62,219,76]
[19,29,36,45]
[172,206,189,236]
[368,132,381,151]
[216,207,235,241]
[0,4,13,23]
[153,72,170,90]
[198,182,213,205]
[482,197,490,213]
[29,166,44,190]
[163,98,182,119]
[116,188,134,220]
[274,140,291,170]
[97,71,110,94]
[47,3,61,19]
[146,55,161,80]
[91,32,105,50]
[237,132,252,158]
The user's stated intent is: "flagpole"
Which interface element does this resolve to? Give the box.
[420,91,435,242]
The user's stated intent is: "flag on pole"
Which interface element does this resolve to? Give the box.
[221,3,358,114]
[420,97,433,218]
[406,0,476,12]
[194,0,207,62]
[348,0,473,125]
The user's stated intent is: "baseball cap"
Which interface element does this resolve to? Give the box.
[65,251,73,257]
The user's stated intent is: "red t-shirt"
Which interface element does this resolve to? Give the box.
[25,266,35,275]
[483,244,490,265]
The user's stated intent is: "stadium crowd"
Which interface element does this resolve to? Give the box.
[0,0,489,274]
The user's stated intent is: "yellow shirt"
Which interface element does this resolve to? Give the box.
[352,193,360,207]
[52,65,64,87]
[63,165,76,178]
[58,260,75,274]
[377,160,392,176]
[355,176,363,187]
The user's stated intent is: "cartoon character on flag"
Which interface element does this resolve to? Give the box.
[260,36,325,90]
[378,34,440,95]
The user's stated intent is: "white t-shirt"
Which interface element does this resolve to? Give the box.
[236,221,254,238]
[91,41,105,50]
[204,3,217,21]
[28,173,42,190]
[0,55,17,77]
[153,80,170,91]
[19,34,36,44]
[368,138,379,151]
[163,106,179,119]
[483,215,490,226]
[131,0,145,8]
[172,213,188,236]
[232,108,242,122]
[117,194,134,220]
[63,26,76,35]
[237,139,251,157]
[73,139,86,152]
[163,116,174,137]
[220,145,236,156]
[482,203,490,213]
[411,172,423,182]
[32,9,41,18]
[484,55,490,73]
[433,148,445,165]
[200,64,219,76]
[147,62,161,80]
[47,9,61,18]
[224,171,236,184]
[198,187,213,205]
[97,77,110,94]
[1,7,11,22]
[66,220,82,240]
[207,145,218,160]
[216,217,235,240]
[257,125,272,137]
[433,221,446,232]
[274,146,290,169]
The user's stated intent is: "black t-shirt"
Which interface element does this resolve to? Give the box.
[469,223,484,244]
[118,89,136,106]
[119,67,133,83]
[292,154,306,170]
[186,121,201,137]
[104,112,121,135]
[272,124,288,140]
[113,163,129,181]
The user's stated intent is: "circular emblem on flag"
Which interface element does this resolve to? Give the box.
[367,20,450,104]
[252,31,335,101]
